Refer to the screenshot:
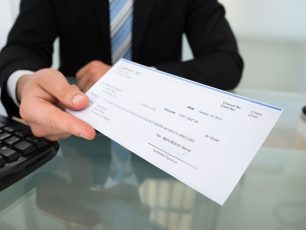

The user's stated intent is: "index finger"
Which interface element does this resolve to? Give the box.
[30,100,95,140]
[35,70,89,110]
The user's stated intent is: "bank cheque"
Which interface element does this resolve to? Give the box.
[69,59,282,205]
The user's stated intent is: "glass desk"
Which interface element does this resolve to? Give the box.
[0,89,305,230]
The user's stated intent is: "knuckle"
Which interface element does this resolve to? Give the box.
[88,66,97,75]
[88,76,97,84]
[36,68,56,80]
[91,60,101,67]
[76,82,84,91]
[76,70,82,79]
[93,74,101,82]
[88,61,102,72]
[60,84,78,99]
[19,105,27,119]
[45,117,57,130]
[31,127,44,138]
[19,104,32,121]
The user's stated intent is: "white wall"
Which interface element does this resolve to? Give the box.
[0,0,19,115]
[9,0,20,18]
[0,0,14,50]
[220,0,306,41]
[183,0,306,92]
[220,0,306,92]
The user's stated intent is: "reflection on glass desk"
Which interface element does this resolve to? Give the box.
[0,89,305,230]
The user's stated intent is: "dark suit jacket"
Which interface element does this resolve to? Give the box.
[0,0,243,117]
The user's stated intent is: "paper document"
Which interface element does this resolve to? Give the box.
[69,59,282,205]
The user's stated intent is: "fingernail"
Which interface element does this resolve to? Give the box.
[73,94,85,105]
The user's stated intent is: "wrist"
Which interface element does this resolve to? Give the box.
[17,74,33,102]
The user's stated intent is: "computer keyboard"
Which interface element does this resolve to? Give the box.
[0,115,59,191]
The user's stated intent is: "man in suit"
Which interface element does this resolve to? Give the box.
[0,0,243,141]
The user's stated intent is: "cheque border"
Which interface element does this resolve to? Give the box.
[120,59,283,112]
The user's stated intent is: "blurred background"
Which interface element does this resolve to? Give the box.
[1,0,306,92]
[0,1,305,229]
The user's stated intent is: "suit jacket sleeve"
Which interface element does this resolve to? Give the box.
[0,0,57,117]
[0,0,243,117]
[155,0,243,90]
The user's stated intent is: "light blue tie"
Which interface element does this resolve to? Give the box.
[110,0,133,64]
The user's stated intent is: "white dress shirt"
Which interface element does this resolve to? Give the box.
[7,70,33,105]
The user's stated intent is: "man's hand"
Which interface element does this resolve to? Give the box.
[17,68,96,141]
[76,60,111,92]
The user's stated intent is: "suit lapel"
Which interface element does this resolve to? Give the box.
[132,0,155,61]
[92,0,111,64]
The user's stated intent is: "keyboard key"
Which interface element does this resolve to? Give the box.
[4,125,20,133]
[0,146,19,162]
[5,136,21,146]
[26,136,49,149]
[0,132,11,140]
[0,156,5,168]
[14,129,32,138]
[14,141,36,156]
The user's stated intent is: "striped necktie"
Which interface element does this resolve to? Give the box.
[109,0,133,64]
